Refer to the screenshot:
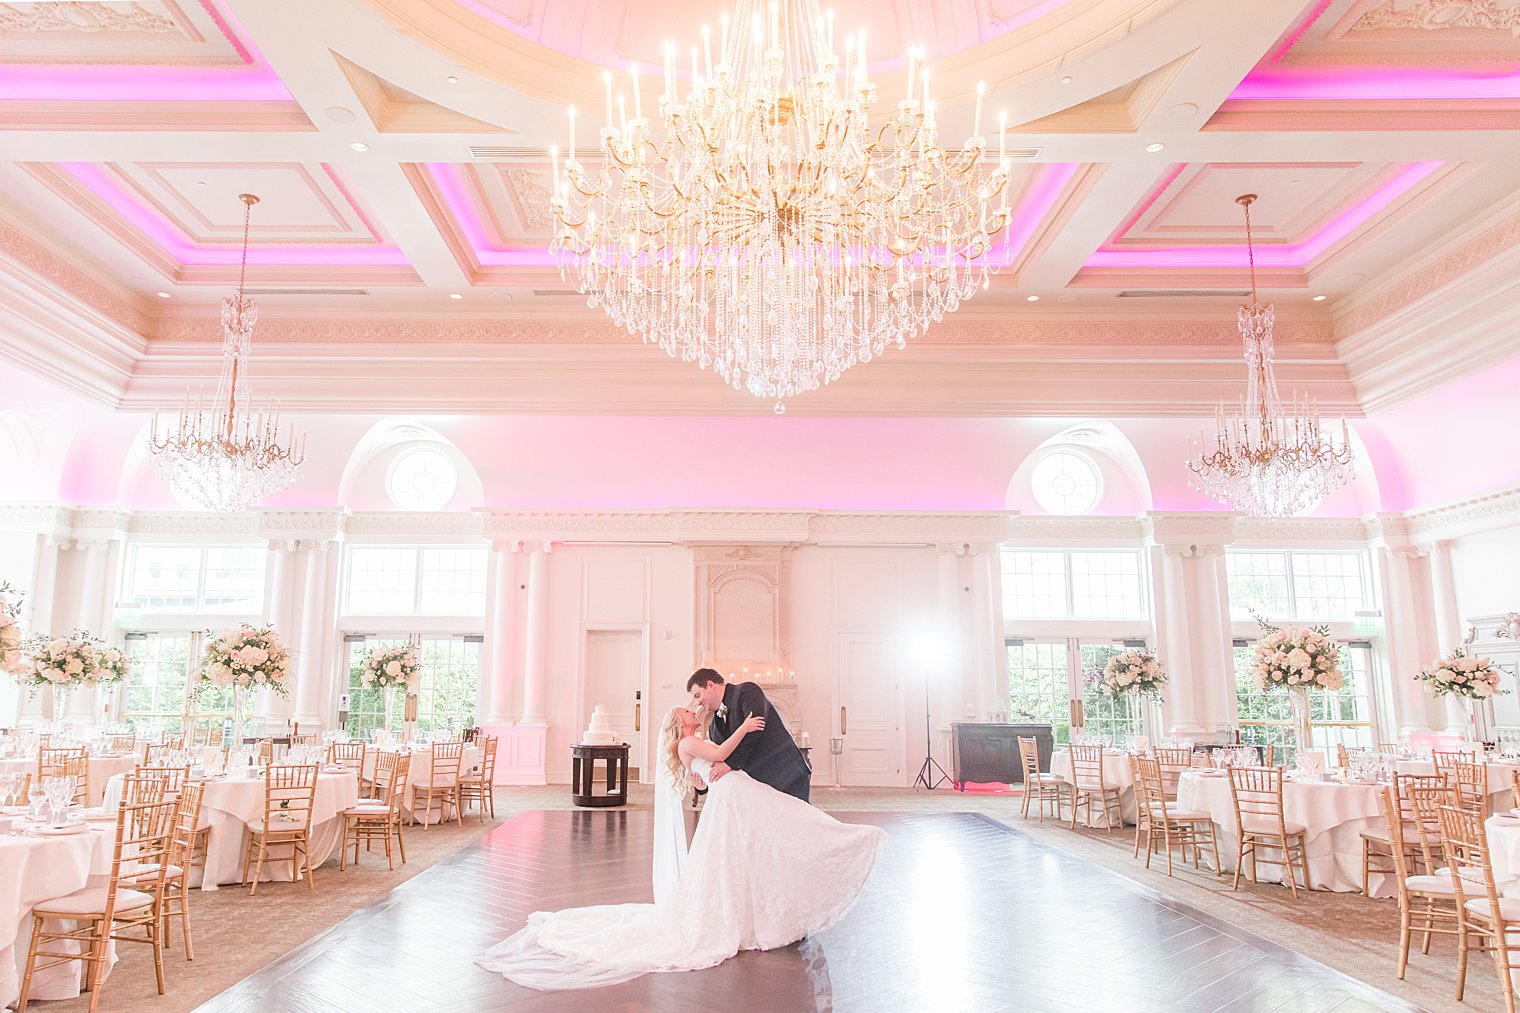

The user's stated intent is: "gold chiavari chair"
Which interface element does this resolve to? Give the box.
[241,763,320,895]
[290,733,321,749]
[1377,740,1402,754]
[156,780,206,961]
[1361,771,1444,895]
[134,765,191,801]
[1134,755,1219,877]
[1437,803,1520,1011]
[411,741,464,830]
[458,735,499,821]
[1454,760,1491,817]
[1379,786,1460,982]
[340,752,412,871]
[1513,768,1520,812]
[255,739,275,766]
[1405,780,1461,877]
[59,754,89,806]
[1337,742,1369,768]
[327,740,367,777]
[104,733,136,754]
[1017,736,1069,822]
[1260,744,1275,768]
[1226,765,1310,898]
[15,796,177,1013]
[1151,746,1194,800]
[1432,749,1468,781]
[1068,744,1124,833]
[38,744,84,780]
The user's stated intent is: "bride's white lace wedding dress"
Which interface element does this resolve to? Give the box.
[478,756,886,990]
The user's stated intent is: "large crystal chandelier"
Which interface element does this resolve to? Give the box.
[547,0,1014,410]
[1186,194,1355,517]
[148,193,306,511]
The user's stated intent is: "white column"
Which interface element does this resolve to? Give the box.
[1155,549,1206,737]
[70,540,108,724]
[1378,545,1439,736]
[935,545,965,721]
[520,542,551,724]
[18,536,61,722]
[1193,548,1237,733]
[968,547,999,721]
[292,541,329,730]
[482,542,520,725]
[1429,540,1467,733]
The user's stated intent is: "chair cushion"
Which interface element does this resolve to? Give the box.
[1163,809,1214,823]
[249,818,309,833]
[344,804,393,816]
[35,887,153,917]
[1404,874,1457,895]
[1241,817,1307,837]
[124,863,184,881]
[1464,897,1520,920]
[1436,866,1487,883]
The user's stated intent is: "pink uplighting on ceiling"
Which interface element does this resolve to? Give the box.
[58,162,410,267]
[0,1,292,103]
[1231,65,1520,102]
[425,161,1081,268]
[1084,161,1443,270]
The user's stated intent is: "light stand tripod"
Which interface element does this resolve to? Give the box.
[912,679,951,790]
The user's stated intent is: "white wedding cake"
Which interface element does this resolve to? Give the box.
[580,705,617,745]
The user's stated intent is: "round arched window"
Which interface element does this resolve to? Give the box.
[1030,450,1102,515]
[385,446,458,511]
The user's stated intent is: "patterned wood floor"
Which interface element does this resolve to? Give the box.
[195,810,1420,1013]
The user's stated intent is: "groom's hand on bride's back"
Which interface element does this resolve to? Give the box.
[707,761,732,782]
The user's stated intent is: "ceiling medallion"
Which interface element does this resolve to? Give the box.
[1185,194,1355,518]
[148,194,307,512]
[546,0,1015,409]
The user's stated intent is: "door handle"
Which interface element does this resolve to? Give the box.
[840,706,847,736]
[1070,698,1084,729]
[634,702,641,733]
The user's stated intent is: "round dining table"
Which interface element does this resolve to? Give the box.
[359,745,484,824]
[1176,770,1389,895]
[1048,749,1138,825]
[0,819,116,1007]
[0,753,140,808]
[1396,757,1520,814]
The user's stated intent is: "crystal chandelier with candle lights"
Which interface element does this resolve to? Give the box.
[1186,194,1355,518]
[148,193,306,512]
[547,0,1014,410]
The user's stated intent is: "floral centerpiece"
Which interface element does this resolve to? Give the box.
[1415,648,1503,744]
[1099,648,1167,698]
[198,624,291,748]
[361,643,419,731]
[20,629,129,723]
[0,582,24,675]
[1250,615,1343,760]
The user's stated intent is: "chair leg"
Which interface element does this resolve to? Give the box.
[15,914,44,1010]
[1397,899,1412,979]
[1455,922,1470,1001]
[396,818,408,864]
[181,881,195,961]
[250,840,266,896]
[151,907,167,994]
[1232,839,1246,892]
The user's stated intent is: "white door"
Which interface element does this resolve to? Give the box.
[584,629,644,773]
[836,633,902,787]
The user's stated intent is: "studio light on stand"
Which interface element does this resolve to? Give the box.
[829,736,845,790]
[906,626,952,791]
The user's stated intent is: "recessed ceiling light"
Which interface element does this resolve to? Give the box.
[1060,76,1073,85]
[1312,294,1327,302]
[1145,142,1165,153]
[449,292,463,300]
[446,75,459,85]
[1057,294,1078,304]
[327,106,356,124]
[155,291,171,299]
[350,141,369,152]
[1167,102,1198,119]
[196,180,208,187]
[1289,179,1301,185]
[1026,294,1040,302]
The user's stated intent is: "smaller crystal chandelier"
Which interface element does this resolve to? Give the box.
[1186,193,1354,518]
[148,193,306,512]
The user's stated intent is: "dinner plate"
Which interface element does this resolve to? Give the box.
[83,808,116,822]
[37,822,89,836]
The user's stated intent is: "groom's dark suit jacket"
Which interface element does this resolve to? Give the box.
[709,681,811,803]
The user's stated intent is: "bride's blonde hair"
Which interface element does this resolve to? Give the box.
[659,707,691,796]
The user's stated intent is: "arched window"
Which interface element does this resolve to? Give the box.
[1030,450,1102,515]
[385,446,458,511]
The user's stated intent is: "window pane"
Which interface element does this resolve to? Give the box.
[1226,553,1290,621]
[122,635,192,730]
[202,546,266,613]
[345,547,420,614]
[416,637,481,734]
[1233,642,1377,765]
[1290,553,1368,621]
[1078,642,1145,743]
[127,546,202,610]
[1069,551,1143,619]
[418,548,487,615]
[344,637,412,740]
[1001,551,1068,619]
[1007,641,1071,743]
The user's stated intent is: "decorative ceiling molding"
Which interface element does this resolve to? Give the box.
[1351,0,1520,32]
[1236,516,1375,546]
[809,512,1013,546]
[1141,512,1239,549]
[343,511,483,539]
[0,3,179,34]
[127,511,259,537]
[0,213,147,334]
[1404,484,1520,539]
[1009,515,1146,543]
[255,509,348,543]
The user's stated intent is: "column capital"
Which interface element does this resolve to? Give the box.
[935,542,969,557]
[1142,512,1236,555]
[256,508,346,545]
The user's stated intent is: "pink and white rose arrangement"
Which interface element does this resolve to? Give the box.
[361,644,418,690]
[20,630,129,689]
[198,624,290,696]
[1415,648,1502,700]
[1250,624,1343,693]
[1099,648,1167,698]
[0,584,25,675]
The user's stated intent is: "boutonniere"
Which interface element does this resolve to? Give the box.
[717,704,728,720]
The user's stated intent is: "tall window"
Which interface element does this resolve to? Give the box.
[1007,639,1147,745]
[1226,551,1371,622]
[125,544,265,613]
[343,546,486,615]
[1002,549,1145,620]
[1233,640,1379,763]
[343,635,481,739]
[120,631,234,731]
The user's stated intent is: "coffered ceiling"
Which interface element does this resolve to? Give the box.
[0,0,1516,416]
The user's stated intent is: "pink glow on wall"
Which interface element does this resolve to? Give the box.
[0,1,291,102]
[58,163,411,267]
[426,161,1081,268]
[1086,161,1442,269]
[1231,65,1520,102]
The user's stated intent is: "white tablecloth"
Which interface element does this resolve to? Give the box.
[359,746,483,824]
[1049,749,1137,825]
[0,755,139,807]
[1396,759,1519,814]
[0,823,115,1007]
[1177,771,1388,894]
[102,769,360,892]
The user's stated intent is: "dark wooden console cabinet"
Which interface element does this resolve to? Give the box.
[950,722,1054,789]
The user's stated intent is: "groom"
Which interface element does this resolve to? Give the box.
[687,668,811,803]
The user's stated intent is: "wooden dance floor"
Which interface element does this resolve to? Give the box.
[196,810,1415,1012]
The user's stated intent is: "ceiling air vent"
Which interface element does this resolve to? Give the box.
[469,145,546,160]
[532,289,580,297]
[1116,290,1250,298]
[244,288,369,297]
[1004,147,1042,160]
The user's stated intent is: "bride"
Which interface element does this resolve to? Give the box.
[478,705,886,990]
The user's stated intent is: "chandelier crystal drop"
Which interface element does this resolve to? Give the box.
[148,193,306,512]
[1185,194,1355,518]
[547,0,1015,406]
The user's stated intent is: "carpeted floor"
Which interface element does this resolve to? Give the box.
[30,784,1501,1012]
